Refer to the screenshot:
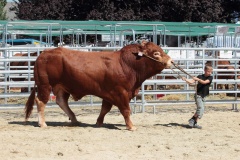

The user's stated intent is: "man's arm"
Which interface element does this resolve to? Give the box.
[182,77,210,84]
[182,77,196,84]
[193,77,210,84]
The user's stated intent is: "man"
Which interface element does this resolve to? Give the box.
[182,65,213,129]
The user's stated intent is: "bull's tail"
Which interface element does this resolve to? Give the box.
[25,84,36,121]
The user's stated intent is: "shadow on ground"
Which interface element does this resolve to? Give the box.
[155,123,192,129]
[8,121,124,130]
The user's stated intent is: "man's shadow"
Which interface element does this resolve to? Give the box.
[155,123,192,129]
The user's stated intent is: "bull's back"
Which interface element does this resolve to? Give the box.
[34,48,64,85]
[58,48,122,93]
[34,47,121,95]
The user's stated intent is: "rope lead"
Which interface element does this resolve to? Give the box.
[171,62,197,93]
[171,62,195,79]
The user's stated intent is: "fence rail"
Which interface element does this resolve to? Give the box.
[1,46,240,112]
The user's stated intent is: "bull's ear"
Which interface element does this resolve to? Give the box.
[153,52,161,58]
[135,49,147,56]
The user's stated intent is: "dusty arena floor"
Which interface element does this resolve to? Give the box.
[0,104,239,160]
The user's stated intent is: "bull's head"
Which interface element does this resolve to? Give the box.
[138,41,173,68]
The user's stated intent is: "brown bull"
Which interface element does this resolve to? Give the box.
[206,60,239,89]
[8,52,39,92]
[9,52,38,81]
[25,42,172,130]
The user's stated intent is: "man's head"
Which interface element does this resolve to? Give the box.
[204,65,213,77]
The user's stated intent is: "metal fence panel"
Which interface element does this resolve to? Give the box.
[0,46,240,111]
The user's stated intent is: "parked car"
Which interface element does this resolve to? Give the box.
[0,39,47,47]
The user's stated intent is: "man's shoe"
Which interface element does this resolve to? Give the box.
[193,123,202,129]
[188,119,195,127]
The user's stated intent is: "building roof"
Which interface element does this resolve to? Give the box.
[1,20,239,37]
[4,2,16,20]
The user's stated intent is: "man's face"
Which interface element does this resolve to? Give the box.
[205,69,212,77]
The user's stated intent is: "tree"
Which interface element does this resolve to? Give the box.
[160,0,223,22]
[221,0,240,23]
[10,0,239,22]
[131,0,164,21]
[0,0,7,20]
[186,0,223,22]
[10,0,74,20]
[86,0,136,20]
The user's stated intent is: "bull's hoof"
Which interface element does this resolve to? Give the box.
[39,123,47,128]
[62,121,80,127]
[127,126,137,131]
[96,122,103,127]
[69,121,80,126]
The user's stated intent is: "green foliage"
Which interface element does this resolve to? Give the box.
[10,0,74,20]
[0,0,7,20]
[9,0,240,22]
[221,0,240,23]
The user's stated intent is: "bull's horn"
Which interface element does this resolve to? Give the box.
[141,40,148,46]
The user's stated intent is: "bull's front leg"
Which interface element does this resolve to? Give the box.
[116,89,137,131]
[119,107,137,131]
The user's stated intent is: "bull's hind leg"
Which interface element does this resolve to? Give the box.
[36,85,51,127]
[35,97,47,127]
[96,100,113,127]
[54,88,79,126]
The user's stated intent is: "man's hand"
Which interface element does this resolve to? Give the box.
[182,77,196,84]
[193,77,200,81]
[182,77,186,81]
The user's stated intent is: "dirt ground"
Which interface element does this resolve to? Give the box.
[0,104,239,160]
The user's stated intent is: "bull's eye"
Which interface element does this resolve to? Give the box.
[153,52,161,57]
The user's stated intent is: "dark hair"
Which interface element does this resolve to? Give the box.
[204,65,213,70]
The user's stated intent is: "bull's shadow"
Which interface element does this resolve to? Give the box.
[155,123,192,129]
[8,121,123,130]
